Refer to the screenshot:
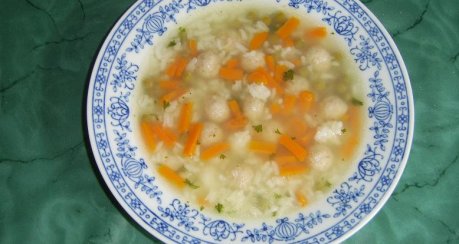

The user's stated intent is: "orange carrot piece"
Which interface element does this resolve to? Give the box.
[248,68,270,84]
[298,90,315,110]
[341,107,362,159]
[226,117,247,130]
[178,102,193,133]
[157,164,185,189]
[288,117,308,136]
[276,17,300,40]
[151,123,177,149]
[275,155,299,165]
[295,191,308,207]
[197,196,208,207]
[140,120,157,152]
[219,67,244,81]
[161,88,187,103]
[283,94,297,114]
[250,31,269,50]
[307,27,327,39]
[188,39,198,56]
[249,140,278,155]
[201,142,230,160]
[270,103,282,114]
[175,57,188,77]
[265,55,276,71]
[279,134,308,161]
[166,57,189,78]
[228,100,244,119]
[159,80,180,90]
[183,123,203,157]
[225,58,239,68]
[278,163,309,176]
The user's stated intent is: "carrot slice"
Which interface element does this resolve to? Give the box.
[276,17,300,40]
[219,67,244,81]
[225,58,239,68]
[307,26,327,39]
[226,117,247,130]
[249,140,277,155]
[278,162,309,176]
[151,123,177,149]
[178,102,193,133]
[188,39,198,56]
[341,107,362,159]
[265,55,276,71]
[295,191,308,207]
[201,142,230,160]
[157,164,185,189]
[279,134,308,161]
[183,123,203,157]
[270,103,282,114]
[283,94,297,114]
[140,120,157,152]
[161,88,187,103]
[274,155,299,165]
[250,31,269,50]
[298,90,315,110]
[282,37,295,47]
[159,80,180,90]
[248,68,270,84]
[175,57,188,77]
[228,100,244,119]
[287,117,308,136]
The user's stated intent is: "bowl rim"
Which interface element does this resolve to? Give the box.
[85,0,414,243]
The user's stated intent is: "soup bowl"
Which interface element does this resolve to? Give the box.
[86,0,413,243]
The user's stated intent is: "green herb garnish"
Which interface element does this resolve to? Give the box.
[178,27,187,40]
[274,193,282,199]
[341,128,347,133]
[325,181,332,188]
[215,203,224,213]
[351,97,364,106]
[219,154,226,160]
[167,40,176,47]
[283,69,294,81]
[184,179,199,189]
[274,128,282,134]
[272,211,278,217]
[200,206,205,211]
[252,124,263,133]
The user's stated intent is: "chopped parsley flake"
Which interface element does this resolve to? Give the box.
[274,193,282,199]
[219,154,226,159]
[252,124,263,133]
[283,69,294,81]
[274,128,282,134]
[200,206,205,211]
[215,203,224,213]
[184,179,199,189]
[178,27,187,39]
[291,136,296,140]
[325,181,332,188]
[341,128,347,133]
[351,97,364,106]
[167,40,176,47]
[272,211,277,217]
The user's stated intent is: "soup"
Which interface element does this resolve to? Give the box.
[136,7,364,218]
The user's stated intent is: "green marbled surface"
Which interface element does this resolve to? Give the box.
[0,0,458,243]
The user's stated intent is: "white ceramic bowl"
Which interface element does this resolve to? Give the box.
[86,0,414,243]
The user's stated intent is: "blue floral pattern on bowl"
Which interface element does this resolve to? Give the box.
[86,0,413,243]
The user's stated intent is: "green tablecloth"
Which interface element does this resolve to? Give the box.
[1,0,458,243]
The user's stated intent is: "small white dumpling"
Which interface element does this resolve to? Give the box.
[304,46,333,71]
[309,145,333,171]
[243,96,265,121]
[285,75,310,95]
[200,122,224,146]
[241,50,265,71]
[314,120,344,144]
[229,130,251,154]
[196,52,221,78]
[205,96,230,123]
[321,96,348,119]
